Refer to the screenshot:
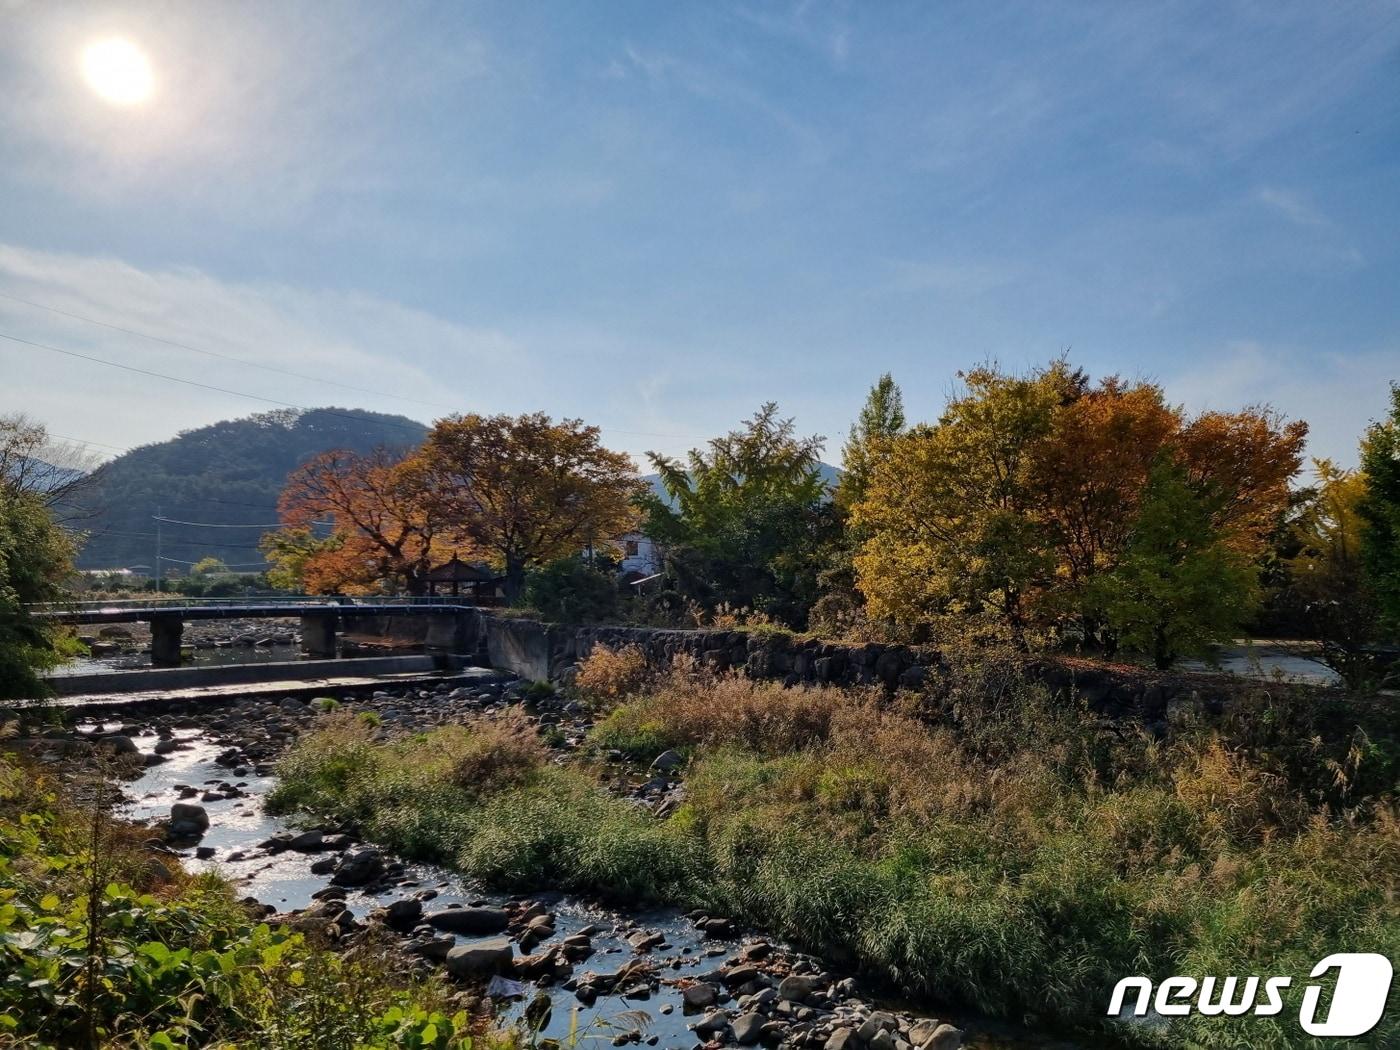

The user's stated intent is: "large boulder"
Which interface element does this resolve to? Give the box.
[169,803,209,837]
[331,848,385,887]
[919,1024,963,1050]
[445,937,513,979]
[426,906,510,935]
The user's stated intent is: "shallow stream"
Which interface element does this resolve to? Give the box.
[102,723,1083,1050]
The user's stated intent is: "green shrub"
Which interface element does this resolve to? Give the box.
[0,754,507,1050]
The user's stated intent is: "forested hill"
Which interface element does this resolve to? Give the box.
[74,408,427,571]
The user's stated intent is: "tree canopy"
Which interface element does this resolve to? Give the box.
[423,413,642,602]
[640,403,835,624]
[851,361,1307,658]
[270,448,453,595]
[0,489,76,698]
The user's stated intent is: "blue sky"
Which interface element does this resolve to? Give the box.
[0,1,1397,471]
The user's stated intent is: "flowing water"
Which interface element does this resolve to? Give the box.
[103,725,1082,1050]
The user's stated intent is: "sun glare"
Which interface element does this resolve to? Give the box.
[81,37,154,106]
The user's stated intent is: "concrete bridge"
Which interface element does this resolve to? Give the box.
[34,598,479,666]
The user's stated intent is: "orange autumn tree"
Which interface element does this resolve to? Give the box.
[1032,376,1183,593]
[266,447,460,595]
[1175,407,1310,557]
[423,413,643,603]
[1033,383,1306,601]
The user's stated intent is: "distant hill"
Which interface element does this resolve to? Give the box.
[75,408,428,571]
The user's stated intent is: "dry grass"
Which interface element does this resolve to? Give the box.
[593,668,848,757]
[574,643,654,706]
[447,707,549,793]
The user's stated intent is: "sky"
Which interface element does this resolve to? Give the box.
[0,0,1397,473]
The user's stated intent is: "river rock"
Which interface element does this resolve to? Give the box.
[907,1020,942,1046]
[650,749,685,773]
[777,974,821,1003]
[629,929,665,952]
[694,1010,730,1037]
[723,964,761,987]
[96,734,138,755]
[169,803,209,836]
[382,898,423,930]
[683,982,718,1008]
[445,937,513,978]
[288,830,326,852]
[408,935,456,962]
[426,906,510,935]
[331,847,385,886]
[732,1012,765,1045]
[826,1029,857,1050]
[919,1024,963,1050]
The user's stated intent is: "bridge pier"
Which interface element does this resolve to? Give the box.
[425,611,474,653]
[301,614,339,659]
[150,615,184,667]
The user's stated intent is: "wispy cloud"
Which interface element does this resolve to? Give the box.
[0,242,523,453]
[1254,187,1332,229]
[1168,339,1397,467]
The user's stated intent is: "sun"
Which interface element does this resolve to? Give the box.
[81,37,154,106]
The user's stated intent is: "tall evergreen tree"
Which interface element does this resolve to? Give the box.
[838,374,905,507]
[1359,382,1400,635]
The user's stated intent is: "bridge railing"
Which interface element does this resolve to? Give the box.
[25,595,466,614]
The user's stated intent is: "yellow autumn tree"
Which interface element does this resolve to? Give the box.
[851,362,1072,632]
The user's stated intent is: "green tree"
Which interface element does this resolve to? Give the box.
[641,403,832,625]
[524,555,620,623]
[189,557,231,576]
[1359,382,1400,635]
[1089,460,1259,669]
[0,490,77,698]
[837,373,905,507]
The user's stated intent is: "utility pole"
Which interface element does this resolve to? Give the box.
[154,506,162,593]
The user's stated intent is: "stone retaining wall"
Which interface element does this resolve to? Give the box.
[476,613,1334,727]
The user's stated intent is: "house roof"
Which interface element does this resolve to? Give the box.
[426,556,497,583]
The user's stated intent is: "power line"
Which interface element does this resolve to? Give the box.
[152,515,329,528]
[2,317,717,444]
[85,528,268,551]
[156,555,269,567]
[0,288,458,412]
[45,432,132,453]
[0,329,432,436]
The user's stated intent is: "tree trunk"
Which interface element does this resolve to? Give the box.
[503,556,527,606]
[1152,625,1173,670]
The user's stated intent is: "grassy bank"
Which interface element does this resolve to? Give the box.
[270,655,1400,1049]
[0,752,510,1049]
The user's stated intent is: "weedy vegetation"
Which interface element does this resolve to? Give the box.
[271,647,1400,1050]
[0,751,515,1049]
